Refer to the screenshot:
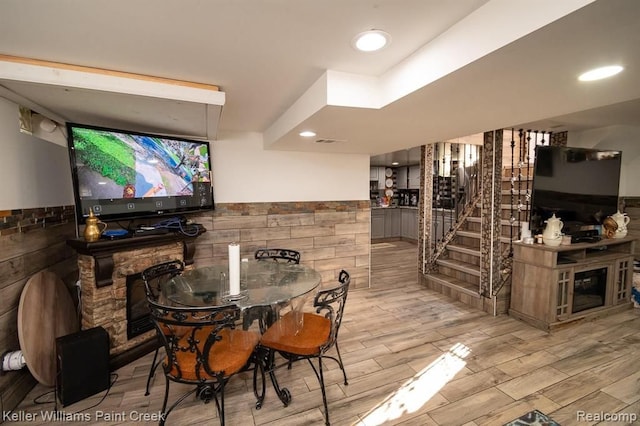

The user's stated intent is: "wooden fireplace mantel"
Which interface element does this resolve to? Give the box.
[67,230,204,287]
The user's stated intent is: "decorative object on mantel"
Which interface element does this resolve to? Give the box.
[17,270,79,386]
[83,207,107,242]
[542,213,563,246]
[602,215,619,239]
[611,210,630,238]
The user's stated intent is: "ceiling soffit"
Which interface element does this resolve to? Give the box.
[0,55,225,139]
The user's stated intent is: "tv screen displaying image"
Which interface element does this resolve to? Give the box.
[67,123,214,224]
[530,146,621,235]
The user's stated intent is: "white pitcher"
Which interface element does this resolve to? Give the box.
[611,210,630,238]
[542,213,563,246]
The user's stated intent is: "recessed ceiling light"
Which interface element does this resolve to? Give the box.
[299,130,316,137]
[578,65,624,82]
[353,30,391,52]
[391,161,399,166]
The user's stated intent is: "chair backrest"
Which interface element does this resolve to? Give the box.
[313,270,350,351]
[141,260,185,301]
[147,300,241,382]
[254,248,301,264]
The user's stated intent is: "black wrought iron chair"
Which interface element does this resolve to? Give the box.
[141,260,185,396]
[247,248,302,331]
[148,299,261,425]
[259,269,350,425]
[254,248,301,264]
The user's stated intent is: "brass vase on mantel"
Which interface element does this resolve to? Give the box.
[83,208,107,242]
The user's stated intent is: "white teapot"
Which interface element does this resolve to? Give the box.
[611,210,630,238]
[542,213,563,246]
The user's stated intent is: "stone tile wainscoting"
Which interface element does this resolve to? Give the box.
[190,200,371,289]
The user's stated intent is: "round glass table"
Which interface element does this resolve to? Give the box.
[160,261,321,329]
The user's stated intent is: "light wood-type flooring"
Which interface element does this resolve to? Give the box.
[13,240,640,425]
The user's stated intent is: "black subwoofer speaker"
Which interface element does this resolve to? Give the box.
[56,326,110,407]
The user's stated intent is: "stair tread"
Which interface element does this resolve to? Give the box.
[436,258,481,276]
[467,217,522,226]
[501,176,533,181]
[455,229,514,244]
[500,190,529,195]
[457,229,481,238]
[424,272,481,298]
[473,202,531,210]
[447,244,480,256]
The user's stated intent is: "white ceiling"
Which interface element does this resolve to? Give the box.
[1,0,639,157]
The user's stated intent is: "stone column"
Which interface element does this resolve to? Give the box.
[480,130,503,297]
[418,144,433,274]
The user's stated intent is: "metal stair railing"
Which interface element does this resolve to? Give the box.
[425,191,482,272]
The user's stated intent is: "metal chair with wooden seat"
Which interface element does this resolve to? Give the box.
[259,269,350,425]
[148,299,261,425]
[141,260,185,396]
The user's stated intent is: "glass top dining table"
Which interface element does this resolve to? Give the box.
[160,261,322,311]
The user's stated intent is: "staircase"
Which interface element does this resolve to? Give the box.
[423,172,533,314]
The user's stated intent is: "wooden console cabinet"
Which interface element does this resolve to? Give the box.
[510,236,635,332]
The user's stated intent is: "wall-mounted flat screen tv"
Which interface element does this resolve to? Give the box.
[67,123,214,225]
[529,146,621,235]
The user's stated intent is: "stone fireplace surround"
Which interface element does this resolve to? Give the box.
[67,233,201,368]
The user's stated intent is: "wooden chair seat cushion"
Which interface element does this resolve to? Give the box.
[165,328,259,381]
[260,312,330,356]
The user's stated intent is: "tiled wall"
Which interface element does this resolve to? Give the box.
[0,206,76,236]
[191,200,371,289]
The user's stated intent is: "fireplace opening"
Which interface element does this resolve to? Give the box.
[126,273,154,339]
[572,267,607,313]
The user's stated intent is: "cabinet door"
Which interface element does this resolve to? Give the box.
[555,268,573,321]
[370,167,378,180]
[613,256,633,304]
[384,209,401,237]
[408,165,421,189]
[377,167,387,189]
[371,211,385,239]
[396,167,408,189]
[401,209,409,238]
[401,209,417,240]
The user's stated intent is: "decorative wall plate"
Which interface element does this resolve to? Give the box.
[385,178,393,187]
[385,168,393,177]
[385,188,394,197]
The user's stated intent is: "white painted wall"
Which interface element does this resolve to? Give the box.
[214,131,369,202]
[0,97,74,210]
[0,97,369,210]
[569,125,640,197]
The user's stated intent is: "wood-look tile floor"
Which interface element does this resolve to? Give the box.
[14,240,640,425]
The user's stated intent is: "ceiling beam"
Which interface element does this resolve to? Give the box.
[0,54,225,106]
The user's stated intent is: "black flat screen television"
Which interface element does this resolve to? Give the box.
[67,123,214,225]
[530,146,622,235]
[529,146,621,235]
